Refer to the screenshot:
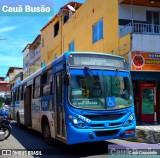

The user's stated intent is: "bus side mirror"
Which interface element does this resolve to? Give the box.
[64,73,70,86]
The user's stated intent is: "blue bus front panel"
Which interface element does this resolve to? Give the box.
[66,122,135,145]
[65,106,136,145]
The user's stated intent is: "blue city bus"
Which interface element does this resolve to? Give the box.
[11,51,136,145]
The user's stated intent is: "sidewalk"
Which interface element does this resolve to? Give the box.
[124,122,160,144]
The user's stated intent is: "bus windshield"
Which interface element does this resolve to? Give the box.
[69,70,133,110]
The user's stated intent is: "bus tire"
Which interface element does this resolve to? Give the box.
[42,119,52,145]
[17,113,21,128]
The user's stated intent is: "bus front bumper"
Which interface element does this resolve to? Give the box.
[66,122,136,145]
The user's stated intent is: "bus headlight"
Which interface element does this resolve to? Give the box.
[70,116,88,128]
[73,118,78,124]
[129,115,134,120]
[124,114,135,126]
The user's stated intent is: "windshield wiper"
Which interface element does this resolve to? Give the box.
[115,68,119,76]
[84,67,100,81]
[84,66,94,75]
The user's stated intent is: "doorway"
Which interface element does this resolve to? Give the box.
[55,71,66,141]
[140,83,156,122]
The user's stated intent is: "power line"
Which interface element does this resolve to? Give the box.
[0,38,7,41]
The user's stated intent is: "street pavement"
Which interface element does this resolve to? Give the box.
[0,120,110,158]
[1,120,160,158]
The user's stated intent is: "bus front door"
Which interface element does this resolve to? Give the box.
[55,72,66,141]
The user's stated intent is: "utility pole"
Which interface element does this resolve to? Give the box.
[131,0,134,33]
[0,38,8,82]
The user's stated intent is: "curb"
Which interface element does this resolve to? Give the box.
[124,127,160,144]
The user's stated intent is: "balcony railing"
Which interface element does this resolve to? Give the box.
[120,22,160,37]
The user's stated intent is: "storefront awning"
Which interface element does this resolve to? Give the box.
[131,71,160,81]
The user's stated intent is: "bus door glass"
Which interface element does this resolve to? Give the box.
[55,71,66,140]
[24,85,32,127]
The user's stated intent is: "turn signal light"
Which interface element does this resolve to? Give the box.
[126,129,134,135]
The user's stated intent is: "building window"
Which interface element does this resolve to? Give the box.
[42,38,44,48]
[92,19,103,43]
[69,40,75,51]
[54,21,59,37]
[146,11,160,33]
[64,16,69,24]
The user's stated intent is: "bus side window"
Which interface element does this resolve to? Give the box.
[14,91,16,101]
[16,88,20,101]
[42,69,53,96]
[33,76,41,98]
[19,86,24,100]
[47,69,53,95]
[21,86,24,100]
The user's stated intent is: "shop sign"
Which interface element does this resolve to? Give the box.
[131,52,160,71]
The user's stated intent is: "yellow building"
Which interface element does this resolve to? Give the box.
[41,0,119,65]
[40,13,62,65]
[6,67,23,89]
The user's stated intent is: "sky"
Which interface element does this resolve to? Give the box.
[0,0,86,78]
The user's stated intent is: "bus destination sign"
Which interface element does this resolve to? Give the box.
[68,54,126,69]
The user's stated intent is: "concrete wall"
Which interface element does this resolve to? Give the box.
[132,34,160,52]
[119,34,131,60]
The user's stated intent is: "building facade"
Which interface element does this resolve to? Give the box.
[6,67,23,87]
[22,44,31,79]
[0,77,10,97]
[29,34,41,74]
[40,2,82,65]
[23,35,41,77]
[40,0,119,65]
[119,0,160,122]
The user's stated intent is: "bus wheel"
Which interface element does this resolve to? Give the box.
[42,119,52,145]
[17,113,21,128]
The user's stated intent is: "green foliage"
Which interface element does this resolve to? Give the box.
[0,96,11,105]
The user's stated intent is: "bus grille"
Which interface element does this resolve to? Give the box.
[90,124,104,128]
[84,114,125,121]
[94,129,119,137]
